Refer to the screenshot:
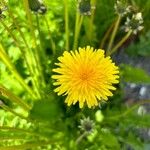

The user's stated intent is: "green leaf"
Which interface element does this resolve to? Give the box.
[99,129,120,150]
[124,114,150,128]
[126,31,150,57]
[124,132,144,150]
[121,64,150,83]
[29,99,61,122]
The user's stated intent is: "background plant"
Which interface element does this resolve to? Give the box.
[0,0,150,149]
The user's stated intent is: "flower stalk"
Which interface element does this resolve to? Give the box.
[73,12,83,50]
[44,16,56,54]
[107,15,121,52]
[23,0,46,92]
[107,30,132,56]
[100,21,114,49]
[88,0,96,43]
[76,131,89,144]
[35,14,46,61]
[64,0,69,50]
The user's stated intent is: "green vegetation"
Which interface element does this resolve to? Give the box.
[0,0,150,149]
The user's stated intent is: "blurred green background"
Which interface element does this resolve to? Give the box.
[0,0,150,149]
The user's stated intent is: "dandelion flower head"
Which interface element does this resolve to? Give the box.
[52,46,119,108]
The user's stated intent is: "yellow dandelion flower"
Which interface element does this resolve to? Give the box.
[52,46,119,108]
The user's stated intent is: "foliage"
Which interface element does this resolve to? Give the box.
[121,64,150,83]
[0,0,150,149]
[126,31,150,56]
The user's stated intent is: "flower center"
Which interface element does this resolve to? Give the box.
[80,72,89,81]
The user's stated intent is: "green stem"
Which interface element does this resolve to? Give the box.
[0,126,48,140]
[35,15,48,89]
[35,15,43,55]
[73,13,83,50]
[88,0,96,43]
[76,132,89,144]
[6,9,32,54]
[107,99,150,120]
[64,0,69,50]
[0,103,28,120]
[73,12,80,50]
[0,84,31,111]
[0,45,36,99]
[107,30,132,56]
[7,8,40,86]
[0,18,41,99]
[44,16,56,54]
[23,0,37,48]
[0,20,25,54]
[0,141,54,150]
[23,0,45,92]
[107,15,121,52]
[0,137,26,141]
[100,22,114,49]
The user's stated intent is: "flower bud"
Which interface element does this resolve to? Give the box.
[78,117,95,133]
[28,0,47,15]
[77,0,93,16]
[124,12,144,34]
[114,0,131,17]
